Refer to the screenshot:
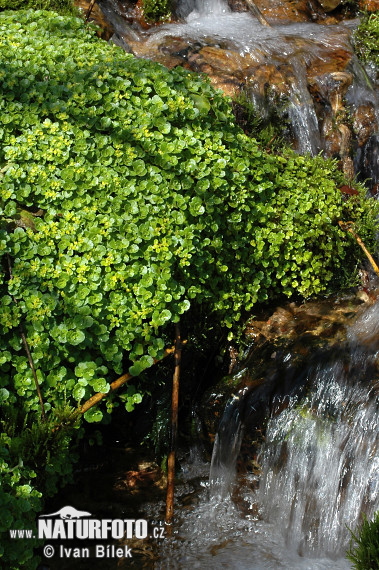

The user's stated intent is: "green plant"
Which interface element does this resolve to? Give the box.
[0,11,378,565]
[142,0,171,23]
[1,9,378,425]
[0,0,76,15]
[354,11,379,68]
[0,405,79,569]
[347,512,379,569]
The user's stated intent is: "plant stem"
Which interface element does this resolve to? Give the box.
[20,327,46,421]
[338,221,379,279]
[85,0,97,22]
[52,341,187,432]
[165,323,182,536]
[6,255,46,421]
[79,344,180,415]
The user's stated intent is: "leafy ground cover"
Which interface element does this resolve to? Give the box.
[0,9,378,568]
[0,0,76,14]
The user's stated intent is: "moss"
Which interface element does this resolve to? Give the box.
[142,0,171,23]
[354,11,379,68]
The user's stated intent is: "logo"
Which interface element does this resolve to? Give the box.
[40,506,92,519]
[9,505,165,560]
[38,506,148,540]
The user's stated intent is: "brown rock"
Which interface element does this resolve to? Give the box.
[322,115,352,158]
[359,0,379,10]
[253,0,319,23]
[246,63,290,98]
[316,0,342,12]
[74,0,114,39]
[353,103,379,147]
[307,47,352,79]
[196,46,257,75]
[207,75,241,97]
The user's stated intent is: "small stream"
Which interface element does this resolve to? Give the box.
[99,0,379,187]
[151,299,379,568]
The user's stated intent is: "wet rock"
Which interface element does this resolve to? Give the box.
[159,36,198,57]
[199,292,378,444]
[355,134,379,196]
[353,103,379,148]
[316,0,342,12]
[195,46,258,75]
[309,68,355,169]
[200,372,249,441]
[244,293,377,356]
[245,63,292,103]
[328,71,353,113]
[115,459,167,493]
[227,0,249,11]
[357,290,370,303]
[244,0,271,25]
[109,32,132,52]
[322,115,343,155]
[74,0,115,39]
[307,48,352,80]
[186,46,264,95]
[252,0,325,23]
[359,0,379,10]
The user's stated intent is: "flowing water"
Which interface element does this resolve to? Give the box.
[134,0,375,154]
[101,0,379,181]
[154,300,379,569]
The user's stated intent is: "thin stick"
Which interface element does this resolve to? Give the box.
[85,0,97,22]
[165,323,182,536]
[338,221,379,279]
[245,0,270,26]
[53,342,187,433]
[79,344,179,416]
[20,328,46,421]
[7,255,46,421]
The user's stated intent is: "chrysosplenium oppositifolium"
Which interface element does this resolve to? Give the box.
[0,10,378,422]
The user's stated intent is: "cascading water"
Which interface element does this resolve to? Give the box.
[209,389,246,497]
[99,0,379,171]
[347,57,379,194]
[156,300,379,569]
[286,56,321,155]
[258,366,379,558]
[143,14,356,157]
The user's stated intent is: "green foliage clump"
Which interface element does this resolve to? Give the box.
[0,406,79,569]
[0,11,378,563]
[0,9,378,427]
[347,511,379,569]
[354,11,379,68]
[0,0,76,15]
[142,0,171,23]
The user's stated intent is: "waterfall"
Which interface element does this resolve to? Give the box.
[258,363,379,557]
[209,391,245,497]
[193,0,230,16]
[346,57,379,195]
[286,57,321,156]
[204,300,379,565]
